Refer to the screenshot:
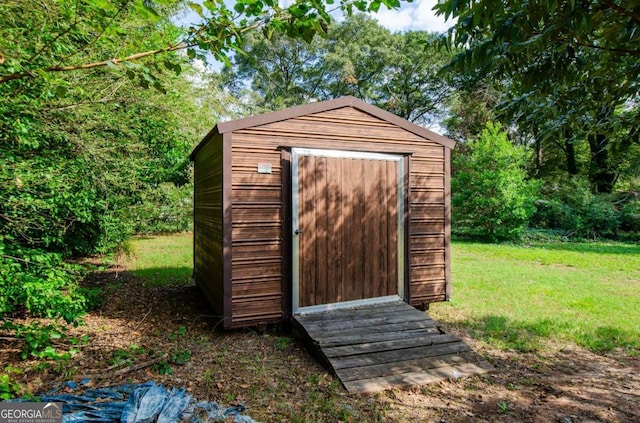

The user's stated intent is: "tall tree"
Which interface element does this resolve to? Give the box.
[435,0,640,193]
[0,0,245,357]
[225,14,455,126]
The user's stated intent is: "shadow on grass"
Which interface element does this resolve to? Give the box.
[453,236,640,256]
[461,315,639,354]
[530,242,640,256]
[129,266,193,287]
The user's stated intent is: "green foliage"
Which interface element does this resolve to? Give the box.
[532,178,638,238]
[109,345,145,368]
[497,401,509,414]
[170,348,192,365]
[225,14,455,126]
[1,320,79,360]
[0,371,22,400]
[168,326,187,342]
[151,361,173,375]
[132,183,193,234]
[0,0,205,364]
[435,0,640,194]
[452,122,539,241]
[444,82,497,142]
[619,199,640,233]
[0,239,88,321]
[1,0,403,85]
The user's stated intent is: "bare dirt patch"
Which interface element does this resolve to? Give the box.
[2,263,639,422]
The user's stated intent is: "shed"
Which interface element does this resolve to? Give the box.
[190,96,456,329]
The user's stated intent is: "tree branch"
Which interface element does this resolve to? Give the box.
[41,98,116,111]
[0,17,265,85]
[75,353,169,381]
[573,39,640,56]
[0,43,192,84]
[601,0,640,22]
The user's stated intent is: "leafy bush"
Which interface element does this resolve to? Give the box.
[132,183,193,234]
[0,237,95,358]
[531,178,623,238]
[452,122,539,241]
[619,198,640,233]
[0,238,88,322]
[0,372,21,400]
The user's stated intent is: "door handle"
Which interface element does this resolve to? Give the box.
[295,229,302,235]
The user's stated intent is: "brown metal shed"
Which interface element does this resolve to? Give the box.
[190,96,456,329]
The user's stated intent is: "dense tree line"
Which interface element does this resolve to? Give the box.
[435,0,640,239]
[224,14,453,127]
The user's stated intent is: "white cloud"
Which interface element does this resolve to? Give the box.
[370,0,454,33]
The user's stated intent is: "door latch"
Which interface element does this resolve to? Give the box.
[294,229,302,235]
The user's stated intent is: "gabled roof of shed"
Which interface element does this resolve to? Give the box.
[190,96,455,160]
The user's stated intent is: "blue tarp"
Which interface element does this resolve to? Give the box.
[13,380,255,423]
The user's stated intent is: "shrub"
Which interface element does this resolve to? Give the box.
[619,198,640,233]
[531,178,621,238]
[0,237,93,358]
[131,183,193,234]
[452,122,539,241]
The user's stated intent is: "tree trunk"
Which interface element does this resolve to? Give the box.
[565,138,578,176]
[588,132,616,193]
[534,134,542,177]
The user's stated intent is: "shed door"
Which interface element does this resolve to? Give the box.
[291,148,405,313]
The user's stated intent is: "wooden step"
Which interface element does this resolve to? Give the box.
[293,300,493,393]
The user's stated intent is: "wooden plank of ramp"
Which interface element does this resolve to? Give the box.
[293,300,493,394]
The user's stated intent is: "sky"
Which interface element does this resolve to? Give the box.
[366,0,453,33]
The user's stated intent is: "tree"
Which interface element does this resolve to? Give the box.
[223,30,324,109]
[435,0,640,193]
[0,0,405,86]
[1,0,406,359]
[0,0,235,358]
[452,122,539,241]
[443,80,498,142]
[224,14,455,126]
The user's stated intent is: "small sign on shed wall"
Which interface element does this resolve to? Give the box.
[257,163,272,174]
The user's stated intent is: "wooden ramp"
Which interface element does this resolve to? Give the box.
[292,300,493,394]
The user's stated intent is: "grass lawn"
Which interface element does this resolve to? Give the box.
[430,241,640,354]
[122,232,193,286]
[125,233,639,354]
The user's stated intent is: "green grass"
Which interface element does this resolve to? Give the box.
[431,240,640,354]
[124,232,193,286]
[124,233,639,354]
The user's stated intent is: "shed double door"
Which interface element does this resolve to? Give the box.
[291,148,405,313]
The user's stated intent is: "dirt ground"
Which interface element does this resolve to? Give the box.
[2,264,639,422]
